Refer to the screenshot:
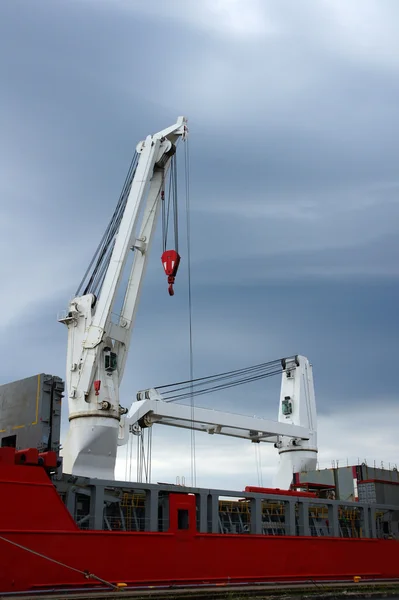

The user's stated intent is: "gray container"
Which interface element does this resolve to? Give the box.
[0,373,64,455]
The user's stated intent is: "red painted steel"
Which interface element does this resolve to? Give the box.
[161,249,181,295]
[245,486,316,498]
[291,483,336,489]
[1,455,399,593]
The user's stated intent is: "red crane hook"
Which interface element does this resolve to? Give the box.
[161,250,181,296]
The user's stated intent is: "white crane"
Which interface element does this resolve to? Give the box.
[59,117,317,487]
[59,117,188,479]
[120,354,317,488]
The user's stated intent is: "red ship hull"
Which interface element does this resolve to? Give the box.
[1,456,398,593]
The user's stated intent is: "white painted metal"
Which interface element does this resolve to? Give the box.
[58,116,318,489]
[118,356,317,489]
[59,117,187,479]
[119,355,317,490]
[272,355,318,489]
[119,389,311,444]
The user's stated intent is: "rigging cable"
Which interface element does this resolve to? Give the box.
[153,357,287,403]
[156,357,283,390]
[136,431,140,482]
[254,443,264,487]
[147,427,153,483]
[184,135,196,487]
[162,368,283,403]
[161,159,174,253]
[160,362,281,394]
[76,151,139,298]
[129,429,134,482]
[174,153,179,254]
[0,535,117,590]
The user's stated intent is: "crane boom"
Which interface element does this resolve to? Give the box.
[59,117,188,479]
[121,393,310,442]
[120,355,318,489]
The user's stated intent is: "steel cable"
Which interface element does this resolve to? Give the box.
[163,368,283,403]
[0,535,117,590]
[76,152,139,297]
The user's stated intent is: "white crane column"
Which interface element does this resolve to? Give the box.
[273,355,318,489]
[59,117,187,479]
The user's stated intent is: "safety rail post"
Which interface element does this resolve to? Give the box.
[209,493,219,533]
[91,485,105,530]
[66,487,76,519]
[328,503,339,536]
[370,506,377,538]
[360,504,370,538]
[145,488,159,532]
[250,496,262,534]
[297,500,310,536]
[285,500,296,536]
[197,493,208,533]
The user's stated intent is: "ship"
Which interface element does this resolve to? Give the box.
[0,118,398,594]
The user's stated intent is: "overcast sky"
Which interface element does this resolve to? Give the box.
[0,0,398,490]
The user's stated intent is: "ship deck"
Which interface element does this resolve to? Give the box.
[3,579,399,600]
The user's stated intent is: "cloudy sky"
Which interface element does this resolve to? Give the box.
[0,0,398,490]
